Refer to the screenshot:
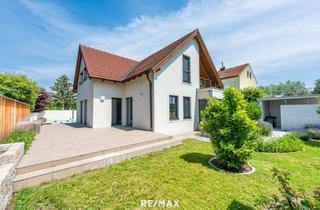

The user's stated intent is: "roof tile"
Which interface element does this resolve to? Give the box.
[218,63,249,79]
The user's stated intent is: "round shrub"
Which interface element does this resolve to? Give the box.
[246,102,263,120]
[255,134,304,153]
[201,87,259,170]
[258,123,272,137]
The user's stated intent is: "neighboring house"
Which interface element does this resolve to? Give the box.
[218,63,258,89]
[73,29,223,135]
[261,95,320,130]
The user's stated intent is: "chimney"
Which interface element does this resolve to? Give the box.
[220,62,225,71]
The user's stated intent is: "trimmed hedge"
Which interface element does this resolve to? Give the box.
[258,123,272,137]
[2,129,36,152]
[255,134,304,153]
[294,128,320,141]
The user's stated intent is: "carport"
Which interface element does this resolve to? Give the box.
[261,95,319,130]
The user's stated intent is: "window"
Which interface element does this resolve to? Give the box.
[83,68,88,82]
[183,55,191,83]
[247,71,250,78]
[169,95,179,120]
[79,71,83,85]
[183,97,191,119]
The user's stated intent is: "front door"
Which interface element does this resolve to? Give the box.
[112,98,122,125]
[126,97,132,126]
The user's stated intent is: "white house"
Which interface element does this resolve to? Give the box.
[73,29,223,135]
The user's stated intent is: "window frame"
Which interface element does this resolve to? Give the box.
[183,96,191,119]
[169,95,179,120]
[182,55,191,83]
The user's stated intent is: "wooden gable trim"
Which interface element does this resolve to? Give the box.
[73,46,82,93]
[73,46,93,92]
[149,30,223,88]
[195,33,223,88]
[151,30,198,72]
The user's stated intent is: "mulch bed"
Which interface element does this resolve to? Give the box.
[209,158,254,174]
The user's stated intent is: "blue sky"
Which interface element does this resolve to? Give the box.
[0,0,319,89]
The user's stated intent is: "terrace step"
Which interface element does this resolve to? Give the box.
[13,138,181,192]
[16,135,172,175]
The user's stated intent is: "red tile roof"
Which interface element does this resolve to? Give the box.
[80,45,138,81]
[218,63,249,79]
[73,29,223,91]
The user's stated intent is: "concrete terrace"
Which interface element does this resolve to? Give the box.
[14,123,182,191]
[18,124,171,170]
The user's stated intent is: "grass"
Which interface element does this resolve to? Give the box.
[2,129,36,152]
[12,139,320,209]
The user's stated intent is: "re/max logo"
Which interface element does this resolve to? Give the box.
[141,199,180,208]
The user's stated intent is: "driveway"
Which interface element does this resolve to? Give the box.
[18,123,170,169]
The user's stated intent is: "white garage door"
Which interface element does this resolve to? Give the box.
[281,104,320,130]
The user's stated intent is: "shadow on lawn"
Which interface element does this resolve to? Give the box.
[226,200,255,210]
[180,152,216,170]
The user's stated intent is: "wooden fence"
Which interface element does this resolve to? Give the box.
[0,95,30,140]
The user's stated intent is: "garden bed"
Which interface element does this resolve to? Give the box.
[208,157,255,174]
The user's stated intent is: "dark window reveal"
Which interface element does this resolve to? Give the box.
[169,95,179,120]
[183,97,191,119]
[183,55,191,83]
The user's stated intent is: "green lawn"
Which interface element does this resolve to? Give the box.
[12,139,320,209]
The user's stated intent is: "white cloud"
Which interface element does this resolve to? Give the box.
[15,0,320,88]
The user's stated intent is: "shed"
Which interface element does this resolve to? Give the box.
[261,95,320,130]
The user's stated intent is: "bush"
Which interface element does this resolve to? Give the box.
[307,128,320,140]
[2,129,36,152]
[246,102,263,120]
[258,123,272,137]
[259,168,319,209]
[293,131,313,141]
[201,88,259,170]
[241,87,266,102]
[255,134,304,153]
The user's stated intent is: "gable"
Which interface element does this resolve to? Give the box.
[73,29,223,92]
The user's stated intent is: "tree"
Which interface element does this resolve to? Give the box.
[35,88,50,112]
[246,102,263,120]
[241,87,266,102]
[49,75,76,110]
[262,80,309,96]
[0,73,40,111]
[201,88,259,170]
[312,79,320,94]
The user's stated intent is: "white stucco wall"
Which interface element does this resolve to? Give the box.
[76,58,94,127]
[31,110,76,123]
[90,76,150,129]
[123,75,150,130]
[153,39,200,135]
[281,104,320,130]
[221,77,240,88]
[92,80,123,128]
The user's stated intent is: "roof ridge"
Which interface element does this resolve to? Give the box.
[80,44,139,63]
[221,63,249,71]
[122,29,199,80]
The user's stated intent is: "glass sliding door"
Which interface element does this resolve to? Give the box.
[112,98,122,125]
[126,97,132,126]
